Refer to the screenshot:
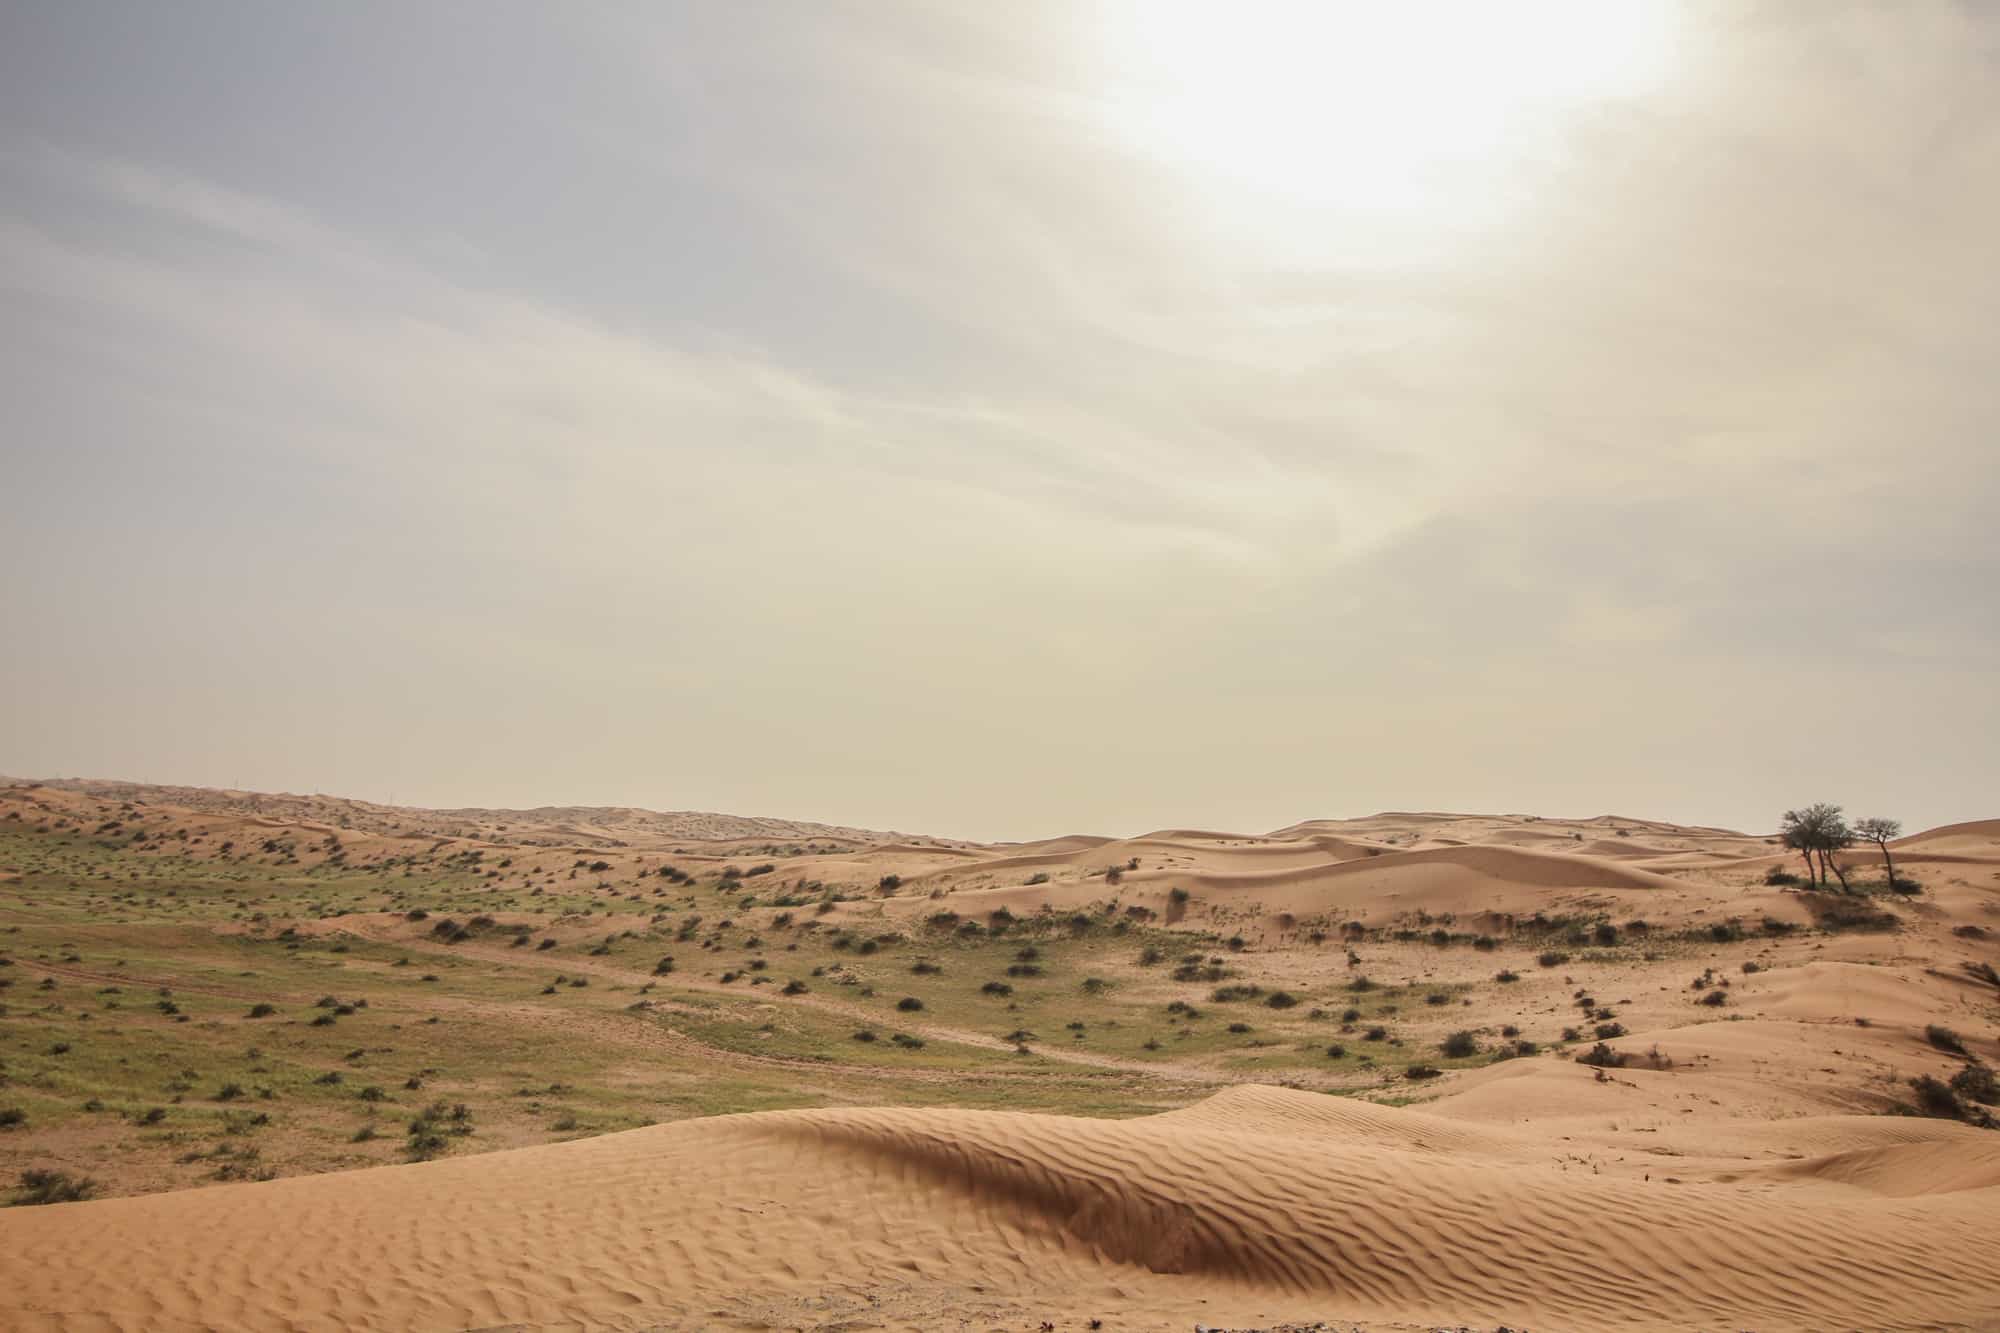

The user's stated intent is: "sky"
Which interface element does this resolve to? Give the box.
[2,1,1995,841]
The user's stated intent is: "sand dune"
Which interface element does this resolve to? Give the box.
[5,1085,1996,1332]
[6,781,1997,1330]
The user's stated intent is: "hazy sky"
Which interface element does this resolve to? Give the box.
[3,2,1994,840]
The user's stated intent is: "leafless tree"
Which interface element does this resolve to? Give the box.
[1852,816,1903,889]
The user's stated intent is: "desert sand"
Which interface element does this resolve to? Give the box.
[1,781,1995,1331]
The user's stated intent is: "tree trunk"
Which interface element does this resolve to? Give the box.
[1879,840,1896,890]
[1828,850,1851,892]
[1799,846,1817,883]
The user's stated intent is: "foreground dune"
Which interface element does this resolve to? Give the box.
[4,1084,1997,1332]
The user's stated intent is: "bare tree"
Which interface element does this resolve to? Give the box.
[1780,803,1854,889]
[1853,816,1903,889]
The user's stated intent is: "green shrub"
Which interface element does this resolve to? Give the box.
[10,1169,98,1206]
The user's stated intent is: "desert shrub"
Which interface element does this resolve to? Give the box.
[1227,1022,1250,1034]
[1927,1025,1968,1055]
[11,1169,98,1206]
[896,996,924,1012]
[1595,1022,1627,1038]
[1138,946,1163,966]
[981,981,1012,997]
[1537,951,1568,968]
[247,1002,277,1018]
[215,1083,245,1101]
[910,961,942,975]
[1805,894,1896,933]
[1514,1039,1540,1056]
[1325,1043,1346,1058]
[1576,1042,1624,1068]
[652,956,675,975]
[1763,867,1802,886]
[1592,923,1618,946]
[1211,985,1263,1002]
[1168,887,1189,905]
[1741,960,1761,974]
[1910,1074,1962,1119]
[1472,935,1498,952]
[852,1029,877,1043]
[1363,1026,1388,1042]
[891,1033,924,1049]
[1082,977,1110,994]
[1440,1030,1479,1059]
[781,980,808,996]
[1265,990,1299,1009]
[1405,1064,1441,1080]
[1698,990,1726,1007]
[1025,872,1050,886]
[1951,924,1988,939]
[1494,969,1520,984]
[1346,975,1376,993]
[0,1108,23,1129]
[1949,1063,1998,1106]
[1339,1007,1362,1023]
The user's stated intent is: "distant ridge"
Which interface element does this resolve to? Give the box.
[7,777,941,849]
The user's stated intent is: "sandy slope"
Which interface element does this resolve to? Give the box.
[4,1084,1996,1332]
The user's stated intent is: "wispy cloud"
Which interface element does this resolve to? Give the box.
[0,2,1994,835]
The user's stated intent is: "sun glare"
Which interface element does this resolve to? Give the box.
[1100,0,1678,243]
